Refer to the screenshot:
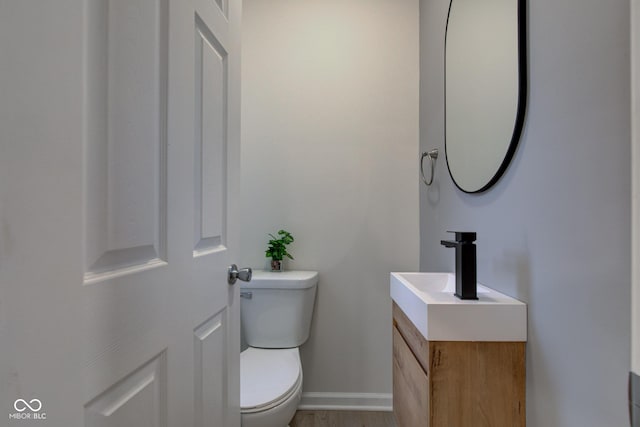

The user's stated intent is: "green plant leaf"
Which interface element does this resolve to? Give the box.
[265,229,294,261]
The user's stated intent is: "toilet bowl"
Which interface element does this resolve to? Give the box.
[240,347,303,427]
[239,270,318,427]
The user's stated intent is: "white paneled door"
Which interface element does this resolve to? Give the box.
[0,1,241,426]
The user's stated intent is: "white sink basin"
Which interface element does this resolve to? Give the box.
[390,272,526,342]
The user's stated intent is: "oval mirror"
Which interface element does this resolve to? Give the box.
[444,0,527,193]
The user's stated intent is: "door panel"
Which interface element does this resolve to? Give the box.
[194,16,228,256]
[84,352,167,427]
[83,0,169,284]
[194,310,228,427]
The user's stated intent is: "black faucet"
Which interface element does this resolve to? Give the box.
[440,231,478,300]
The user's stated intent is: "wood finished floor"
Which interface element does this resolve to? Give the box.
[290,410,397,427]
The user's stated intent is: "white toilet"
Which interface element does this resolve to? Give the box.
[240,270,318,427]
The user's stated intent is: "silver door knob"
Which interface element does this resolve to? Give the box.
[227,264,252,285]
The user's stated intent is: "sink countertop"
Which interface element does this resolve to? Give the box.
[390,272,527,342]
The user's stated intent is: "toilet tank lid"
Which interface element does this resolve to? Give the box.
[241,270,318,290]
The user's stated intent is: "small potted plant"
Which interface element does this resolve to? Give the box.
[265,229,294,272]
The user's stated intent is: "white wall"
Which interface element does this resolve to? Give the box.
[420,0,631,425]
[241,0,419,403]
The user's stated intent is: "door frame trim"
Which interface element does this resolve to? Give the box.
[632,0,639,380]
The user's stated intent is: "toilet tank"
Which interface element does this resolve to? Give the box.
[240,270,318,349]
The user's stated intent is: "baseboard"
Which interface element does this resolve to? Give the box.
[298,392,392,412]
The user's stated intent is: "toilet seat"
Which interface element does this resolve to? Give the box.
[241,347,302,414]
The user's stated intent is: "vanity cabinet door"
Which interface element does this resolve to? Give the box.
[392,301,525,427]
[393,326,430,427]
[393,302,430,373]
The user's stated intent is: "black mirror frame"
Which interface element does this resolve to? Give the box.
[443,0,528,194]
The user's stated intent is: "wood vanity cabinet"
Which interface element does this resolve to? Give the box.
[392,302,526,427]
